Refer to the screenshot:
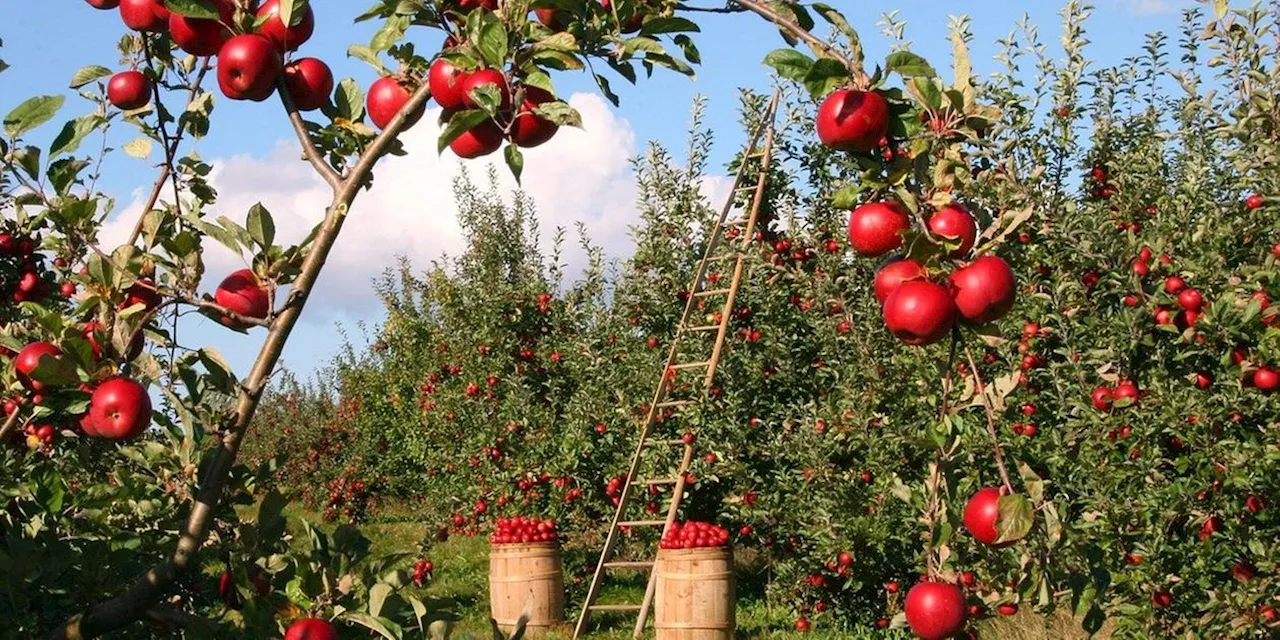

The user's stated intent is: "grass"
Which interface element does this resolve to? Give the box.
[272,504,1109,640]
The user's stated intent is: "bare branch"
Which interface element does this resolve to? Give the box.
[964,344,1014,493]
[125,56,214,248]
[275,76,342,190]
[731,0,869,86]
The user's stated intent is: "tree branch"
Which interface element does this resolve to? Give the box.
[125,56,213,248]
[47,81,435,640]
[731,0,868,86]
[275,76,342,190]
[963,344,1014,493]
[0,408,22,443]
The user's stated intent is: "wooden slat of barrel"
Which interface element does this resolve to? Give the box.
[489,542,565,637]
[654,547,735,640]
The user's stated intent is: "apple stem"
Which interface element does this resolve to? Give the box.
[964,344,1014,493]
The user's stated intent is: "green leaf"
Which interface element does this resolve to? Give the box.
[504,144,523,184]
[593,74,619,106]
[69,65,113,89]
[49,115,105,158]
[1213,0,1229,19]
[280,0,309,28]
[885,51,937,78]
[475,12,509,68]
[164,0,218,18]
[5,95,65,138]
[335,78,365,122]
[347,45,388,75]
[246,203,276,248]
[762,49,815,84]
[367,583,392,618]
[641,16,699,34]
[995,493,1034,544]
[343,613,402,640]
[830,185,862,209]
[437,110,491,153]
[803,57,850,97]
[531,102,581,128]
[123,137,153,159]
[14,145,41,180]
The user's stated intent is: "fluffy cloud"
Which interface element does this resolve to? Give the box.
[102,93,658,318]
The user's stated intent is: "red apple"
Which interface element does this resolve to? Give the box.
[450,120,504,159]
[169,0,234,56]
[459,68,511,110]
[928,203,978,257]
[217,35,282,102]
[453,0,499,10]
[88,377,152,441]
[122,279,162,311]
[874,257,926,305]
[1246,193,1264,209]
[847,201,910,257]
[1253,367,1278,392]
[815,89,890,153]
[86,0,121,9]
[256,0,315,52]
[367,77,425,130]
[1113,381,1139,405]
[214,269,270,329]
[429,58,469,111]
[283,58,334,112]
[283,618,338,640]
[119,0,169,32]
[218,570,242,610]
[1164,276,1186,294]
[509,86,559,148]
[950,255,1016,325]
[107,71,152,110]
[883,280,957,346]
[904,581,967,640]
[535,7,572,30]
[15,342,65,392]
[963,487,1007,545]
[1177,288,1203,312]
[1151,590,1172,608]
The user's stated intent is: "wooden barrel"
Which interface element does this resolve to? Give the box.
[654,547,735,639]
[489,542,564,637]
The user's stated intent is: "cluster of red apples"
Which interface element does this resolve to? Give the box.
[4,268,269,445]
[89,0,569,160]
[817,88,1016,346]
[490,516,559,544]
[659,521,730,549]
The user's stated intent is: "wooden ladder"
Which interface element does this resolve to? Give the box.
[572,89,781,639]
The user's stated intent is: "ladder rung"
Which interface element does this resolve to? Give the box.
[725,218,750,226]
[734,184,758,192]
[646,438,687,446]
[618,520,666,527]
[589,604,643,612]
[656,400,695,408]
[693,288,732,298]
[603,561,655,570]
[641,477,679,485]
[688,324,721,331]
[670,361,710,370]
[746,150,767,159]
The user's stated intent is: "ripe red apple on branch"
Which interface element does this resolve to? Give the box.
[816,88,890,153]
[217,35,283,102]
[367,77,425,130]
[213,269,271,329]
[847,201,910,257]
[107,71,153,111]
[904,581,967,640]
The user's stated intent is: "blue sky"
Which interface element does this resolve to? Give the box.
[1,1,1195,380]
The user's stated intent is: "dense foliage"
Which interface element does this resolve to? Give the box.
[248,5,1280,637]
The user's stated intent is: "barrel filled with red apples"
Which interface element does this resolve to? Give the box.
[654,521,735,639]
[488,516,565,637]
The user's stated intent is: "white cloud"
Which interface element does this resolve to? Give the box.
[102,93,652,317]
[1128,0,1175,14]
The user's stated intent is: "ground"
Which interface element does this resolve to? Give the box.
[277,505,1106,640]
